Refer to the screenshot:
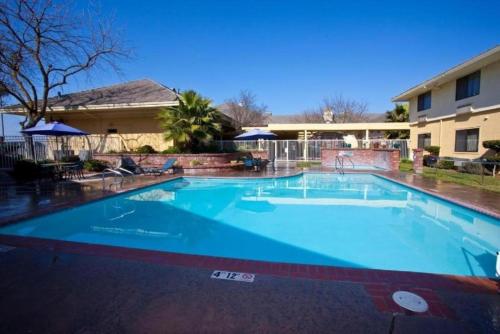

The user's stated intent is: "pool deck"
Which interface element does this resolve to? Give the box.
[0,168,499,333]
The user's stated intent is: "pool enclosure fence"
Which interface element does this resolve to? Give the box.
[0,136,411,169]
[219,139,411,162]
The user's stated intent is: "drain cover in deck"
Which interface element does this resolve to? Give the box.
[392,291,428,313]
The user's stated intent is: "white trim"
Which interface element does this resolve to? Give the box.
[243,122,410,131]
[409,104,500,125]
[393,45,500,102]
[1,101,179,115]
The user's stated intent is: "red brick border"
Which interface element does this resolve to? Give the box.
[0,234,497,320]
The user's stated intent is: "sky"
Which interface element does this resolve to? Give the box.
[2,0,500,135]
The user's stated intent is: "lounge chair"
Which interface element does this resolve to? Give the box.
[243,157,269,172]
[143,158,177,176]
[118,156,144,174]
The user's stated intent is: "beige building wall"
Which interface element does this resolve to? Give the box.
[48,107,174,151]
[410,108,500,159]
[407,58,500,159]
[409,59,500,122]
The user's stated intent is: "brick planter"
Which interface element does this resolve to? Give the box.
[93,151,267,172]
[321,148,400,171]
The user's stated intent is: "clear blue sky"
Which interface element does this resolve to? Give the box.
[2,0,500,135]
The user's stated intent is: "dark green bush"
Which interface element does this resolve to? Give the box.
[60,155,80,163]
[12,159,40,180]
[423,155,438,166]
[458,162,492,176]
[437,160,455,170]
[135,145,157,154]
[482,140,500,152]
[296,161,322,168]
[161,147,182,154]
[83,159,108,172]
[483,154,500,174]
[424,146,440,156]
[484,154,500,162]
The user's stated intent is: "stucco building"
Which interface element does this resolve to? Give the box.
[393,46,500,160]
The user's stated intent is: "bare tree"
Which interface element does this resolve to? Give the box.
[291,108,323,123]
[0,0,128,130]
[294,95,369,123]
[223,90,270,129]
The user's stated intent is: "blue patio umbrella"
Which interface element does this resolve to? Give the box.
[234,129,277,140]
[21,122,89,161]
[21,121,88,136]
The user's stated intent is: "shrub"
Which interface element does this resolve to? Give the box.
[296,161,321,168]
[12,159,40,180]
[189,159,202,166]
[484,154,500,163]
[60,155,80,163]
[400,158,412,164]
[135,145,157,154]
[484,154,500,174]
[423,155,438,167]
[161,147,181,154]
[482,140,500,152]
[83,159,108,172]
[458,162,492,176]
[437,160,455,170]
[424,146,440,156]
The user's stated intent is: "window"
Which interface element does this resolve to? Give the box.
[417,91,431,111]
[417,133,431,149]
[455,128,479,152]
[107,128,118,134]
[456,71,480,100]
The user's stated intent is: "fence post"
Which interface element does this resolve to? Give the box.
[286,140,289,162]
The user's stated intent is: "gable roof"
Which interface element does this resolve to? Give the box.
[4,79,179,113]
[393,45,500,102]
[48,79,178,108]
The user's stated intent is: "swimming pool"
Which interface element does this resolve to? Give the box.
[0,173,498,277]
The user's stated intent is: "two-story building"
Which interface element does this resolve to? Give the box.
[393,45,500,160]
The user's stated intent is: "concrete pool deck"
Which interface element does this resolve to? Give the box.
[0,168,499,333]
[0,245,498,333]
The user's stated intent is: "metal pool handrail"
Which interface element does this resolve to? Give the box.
[102,168,124,190]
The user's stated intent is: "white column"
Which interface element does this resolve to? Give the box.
[365,129,369,139]
[304,130,308,161]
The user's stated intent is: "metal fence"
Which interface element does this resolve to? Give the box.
[1,136,411,169]
[220,139,411,161]
[0,135,124,169]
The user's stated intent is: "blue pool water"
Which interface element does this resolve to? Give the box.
[0,173,498,277]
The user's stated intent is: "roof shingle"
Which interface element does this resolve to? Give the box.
[46,79,178,108]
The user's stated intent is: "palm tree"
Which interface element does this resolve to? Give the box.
[385,104,409,139]
[158,90,221,152]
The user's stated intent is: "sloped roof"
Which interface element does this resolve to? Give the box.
[393,45,500,101]
[47,79,178,108]
[3,79,179,112]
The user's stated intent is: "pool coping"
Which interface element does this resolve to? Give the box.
[372,173,500,219]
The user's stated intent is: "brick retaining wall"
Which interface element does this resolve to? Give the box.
[93,151,269,169]
[321,149,400,171]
